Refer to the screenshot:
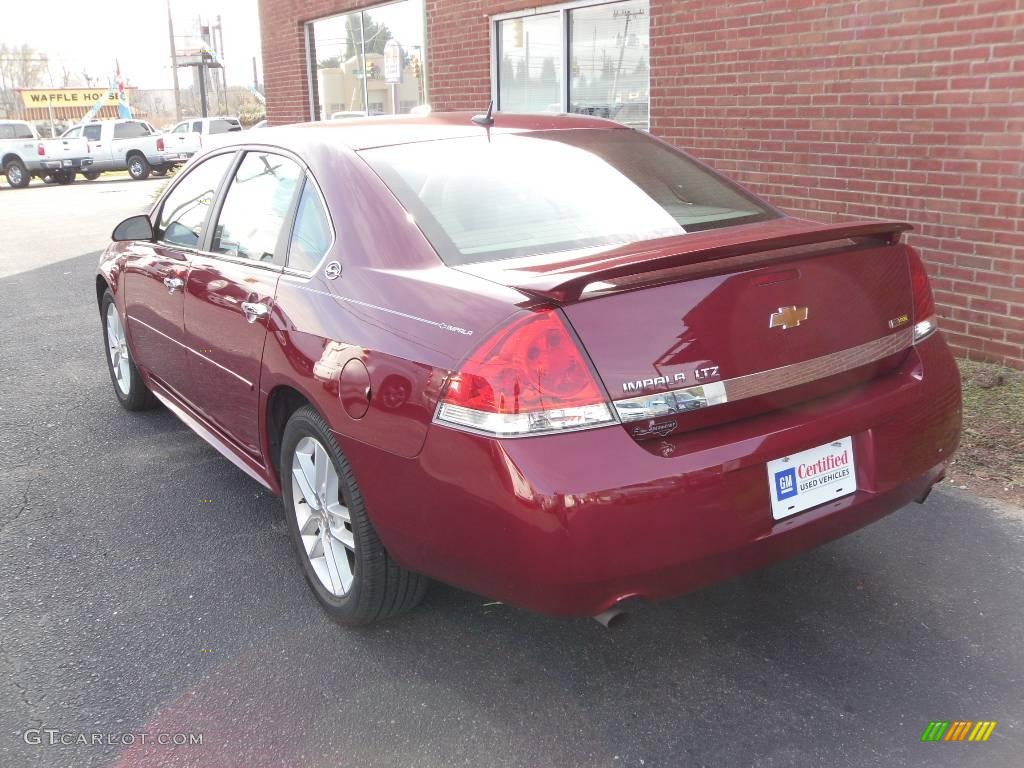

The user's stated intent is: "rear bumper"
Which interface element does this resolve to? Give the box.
[156,151,193,165]
[39,157,93,171]
[341,333,961,616]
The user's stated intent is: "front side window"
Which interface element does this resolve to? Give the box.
[288,182,332,272]
[495,1,650,130]
[157,153,236,248]
[211,152,303,263]
[361,129,774,265]
[113,121,151,139]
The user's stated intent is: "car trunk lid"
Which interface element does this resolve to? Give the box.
[456,218,917,439]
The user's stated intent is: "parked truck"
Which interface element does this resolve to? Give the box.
[1,120,94,188]
[61,119,197,181]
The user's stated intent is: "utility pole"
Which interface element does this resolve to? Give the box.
[216,16,228,114]
[167,0,181,120]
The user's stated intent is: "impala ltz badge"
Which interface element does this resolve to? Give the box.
[324,261,342,280]
[769,305,808,330]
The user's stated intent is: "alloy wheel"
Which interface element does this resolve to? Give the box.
[291,436,356,596]
[105,303,131,396]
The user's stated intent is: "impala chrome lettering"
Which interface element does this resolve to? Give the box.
[439,323,474,336]
[769,305,809,330]
[623,372,687,393]
[694,365,720,381]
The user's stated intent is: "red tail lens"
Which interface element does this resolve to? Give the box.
[37,143,45,156]
[157,137,165,151]
[437,308,615,436]
[907,247,937,341]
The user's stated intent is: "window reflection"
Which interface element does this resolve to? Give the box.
[308,0,427,119]
[570,1,649,129]
[495,1,650,131]
[497,13,563,114]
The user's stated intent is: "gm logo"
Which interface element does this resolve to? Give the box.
[775,468,798,500]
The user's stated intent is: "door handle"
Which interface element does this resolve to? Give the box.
[163,277,184,293]
[241,301,270,322]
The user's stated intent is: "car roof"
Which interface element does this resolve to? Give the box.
[216,111,626,152]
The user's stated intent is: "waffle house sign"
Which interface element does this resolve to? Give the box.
[19,89,121,108]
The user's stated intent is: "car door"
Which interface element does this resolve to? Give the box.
[82,124,108,169]
[183,149,305,457]
[111,120,150,168]
[121,151,236,398]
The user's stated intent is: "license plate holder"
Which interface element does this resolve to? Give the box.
[767,437,856,520]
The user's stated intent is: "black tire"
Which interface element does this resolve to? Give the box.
[54,170,76,185]
[100,289,158,411]
[127,154,151,180]
[83,170,101,181]
[5,160,30,188]
[151,165,168,177]
[281,406,428,625]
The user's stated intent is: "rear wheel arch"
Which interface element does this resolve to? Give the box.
[266,385,316,479]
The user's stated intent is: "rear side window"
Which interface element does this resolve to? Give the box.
[192,121,203,132]
[172,123,188,134]
[113,121,151,139]
[0,123,34,139]
[157,153,235,248]
[210,152,303,263]
[361,129,775,265]
[64,127,82,139]
[83,125,102,141]
[287,182,332,272]
[209,119,241,134]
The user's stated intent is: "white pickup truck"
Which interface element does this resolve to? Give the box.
[166,116,241,151]
[61,119,197,181]
[0,120,94,188]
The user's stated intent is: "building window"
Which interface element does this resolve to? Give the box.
[306,0,427,122]
[494,0,649,130]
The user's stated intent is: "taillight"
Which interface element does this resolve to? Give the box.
[435,308,616,437]
[37,143,45,156]
[908,247,937,342]
[157,137,165,151]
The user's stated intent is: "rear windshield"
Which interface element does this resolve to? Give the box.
[360,129,776,266]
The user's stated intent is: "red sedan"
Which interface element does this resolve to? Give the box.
[96,113,961,624]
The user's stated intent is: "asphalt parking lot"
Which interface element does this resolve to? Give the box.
[0,178,1021,768]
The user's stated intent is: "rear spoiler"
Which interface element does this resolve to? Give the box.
[493,221,912,303]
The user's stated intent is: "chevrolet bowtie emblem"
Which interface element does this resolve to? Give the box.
[769,306,809,329]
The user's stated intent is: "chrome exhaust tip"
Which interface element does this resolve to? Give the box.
[593,606,630,628]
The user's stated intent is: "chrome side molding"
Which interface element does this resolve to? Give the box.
[613,328,914,423]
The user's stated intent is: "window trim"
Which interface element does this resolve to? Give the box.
[152,143,336,276]
[200,149,304,270]
[282,172,337,278]
[490,0,650,129]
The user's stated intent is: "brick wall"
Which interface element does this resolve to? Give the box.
[260,0,1024,368]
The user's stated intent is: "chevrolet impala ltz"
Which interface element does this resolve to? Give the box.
[96,113,961,624]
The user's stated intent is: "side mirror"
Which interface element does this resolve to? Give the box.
[112,214,155,242]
